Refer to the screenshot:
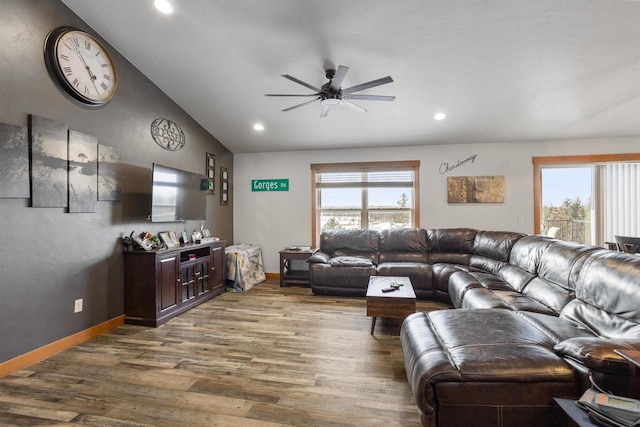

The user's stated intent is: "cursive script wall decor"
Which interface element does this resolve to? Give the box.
[440,154,478,175]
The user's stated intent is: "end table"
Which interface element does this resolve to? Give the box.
[279,248,316,287]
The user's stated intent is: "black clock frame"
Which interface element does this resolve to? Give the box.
[43,26,118,109]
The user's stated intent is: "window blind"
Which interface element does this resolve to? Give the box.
[603,162,640,239]
[316,169,414,188]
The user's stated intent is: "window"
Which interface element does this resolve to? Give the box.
[540,166,593,243]
[533,154,640,246]
[311,161,420,246]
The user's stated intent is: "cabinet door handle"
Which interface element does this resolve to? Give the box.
[211,267,215,271]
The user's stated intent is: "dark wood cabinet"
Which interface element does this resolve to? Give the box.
[124,240,225,326]
[159,254,179,313]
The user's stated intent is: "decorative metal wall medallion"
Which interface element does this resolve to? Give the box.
[150,118,185,151]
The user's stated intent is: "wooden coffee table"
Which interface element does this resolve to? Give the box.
[366,276,416,335]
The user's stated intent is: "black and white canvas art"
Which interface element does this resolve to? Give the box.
[68,130,98,213]
[0,122,29,198]
[29,115,68,208]
[98,144,121,201]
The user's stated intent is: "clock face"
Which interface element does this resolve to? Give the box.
[44,27,118,107]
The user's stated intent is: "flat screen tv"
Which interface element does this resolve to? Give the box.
[151,163,207,222]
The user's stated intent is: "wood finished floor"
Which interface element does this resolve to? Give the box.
[0,279,449,426]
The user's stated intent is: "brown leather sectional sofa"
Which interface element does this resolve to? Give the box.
[308,228,640,427]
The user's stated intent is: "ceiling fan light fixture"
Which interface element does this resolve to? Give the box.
[321,98,342,107]
[266,64,394,116]
[253,123,265,131]
[434,112,447,121]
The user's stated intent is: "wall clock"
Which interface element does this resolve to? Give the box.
[44,26,118,108]
[150,118,186,151]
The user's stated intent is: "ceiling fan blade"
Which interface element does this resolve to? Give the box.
[342,76,393,94]
[320,104,331,117]
[281,74,322,92]
[265,93,320,97]
[329,65,349,92]
[341,100,367,113]
[282,97,321,112]
[341,94,396,102]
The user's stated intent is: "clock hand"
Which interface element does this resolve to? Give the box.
[71,47,100,93]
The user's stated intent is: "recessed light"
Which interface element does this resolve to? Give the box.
[154,0,173,14]
[434,113,447,121]
[253,123,265,131]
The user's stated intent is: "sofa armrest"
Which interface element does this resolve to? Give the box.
[327,256,373,267]
[309,252,331,264]
[554,337,640,373]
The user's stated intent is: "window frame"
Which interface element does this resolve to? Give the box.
[311,160,420,247]
[532,153,640,242]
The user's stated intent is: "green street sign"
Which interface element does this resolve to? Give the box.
[252,179,289,192]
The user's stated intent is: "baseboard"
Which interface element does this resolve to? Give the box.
[265,272,280,280]
[0,315,125,378]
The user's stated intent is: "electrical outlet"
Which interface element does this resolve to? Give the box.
[74,298,83,313]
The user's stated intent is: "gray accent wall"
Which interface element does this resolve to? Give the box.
[0,0,233,363]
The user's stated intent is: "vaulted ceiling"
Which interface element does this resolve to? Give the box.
[62,0,640,154]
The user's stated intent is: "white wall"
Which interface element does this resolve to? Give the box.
[234,137,640,274]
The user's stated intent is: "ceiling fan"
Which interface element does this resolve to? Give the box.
[265,65,395,117]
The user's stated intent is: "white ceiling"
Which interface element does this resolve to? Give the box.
[61,0,640,154]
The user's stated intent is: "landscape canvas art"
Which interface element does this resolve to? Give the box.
[68,130,98,213]
[29,115,68,207]
[447,175,505,203]
[0,122,29,198]
[97,144,121,201]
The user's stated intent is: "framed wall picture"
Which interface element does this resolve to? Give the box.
[0,122,29,198]
[68,130,98,213]
[206,152,215,194]
[97,144,121,201]
[447,175,505,203]
[220,167,229,205]
[29,115,68,207]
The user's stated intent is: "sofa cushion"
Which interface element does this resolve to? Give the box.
[461,288,559,314]
[448,270,511,308]
[427,228,476,265]
[503,240,601,315]
[516,311,595,343]
[448,268,560,315]
[561,251,640,339]
[507,235,555,276]
[309,262,376,297]
[377,262,434,298]
[319,229,380,263]
[537,240,601,292]
[379,228,428,263]
[470,231,525,274]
